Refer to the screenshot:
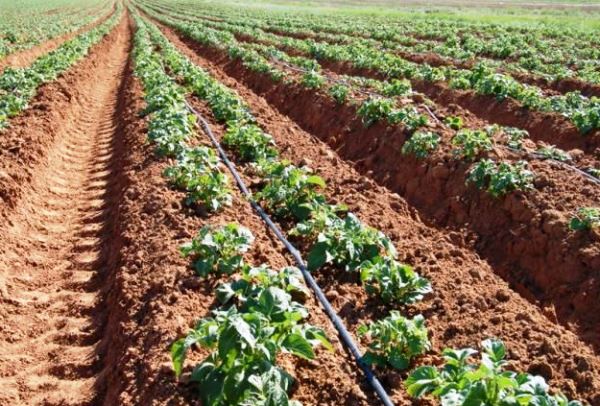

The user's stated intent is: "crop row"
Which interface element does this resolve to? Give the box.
[137,2,600,361]
[0,0,113,59]
[133,13,338,404]
[131,7,585,405]
[142,0,600,88]
[140,3,600,201]
[140,2,600,136]
[144,4,600,162]
[0,2,122,128]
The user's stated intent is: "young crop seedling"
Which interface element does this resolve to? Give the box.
[180,224,254,277]
[328,83,349,104]
[569,207,600,231]
[358,97,395,127]
[307,213,397,271]
[387,106,428,131]
[164,146,221,189]
[171,307,319,406]
[186,171,233,211]
[223,124,278,162]
[452,129,493,160]
[406,339,582,405]
[382,78,412,96]
[358,312,430,370]
[217,265,310,304]
[360,256,432,304]
[402,131,441,159]
[501,126,529,150]
[468,159,534,197]
[301,70,325,89]
[444,115,464,130]
[255,161,329,221]
[291,202,348,239]
[536,144,572,162]
[171,268,331,405]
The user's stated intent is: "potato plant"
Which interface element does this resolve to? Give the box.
[406,339,582,406]
[307,213,397,271]
[360,256,432,304]
[468,159,534,197]
[402,131,441,159]
[223,124,278,162]
[569,207,600,231]
[358,312,430,370]
[180,224,255,277]
[452,129,493,161]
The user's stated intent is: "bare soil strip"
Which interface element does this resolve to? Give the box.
[0,14,130,405]
[0,2,116,75]
[141,18,600,404]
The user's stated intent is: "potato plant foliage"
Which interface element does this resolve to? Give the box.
[468,160,534,197]
[406,339,581,406]
[358,312,430,371]
[569,207,600,231]
[180,224,255,277]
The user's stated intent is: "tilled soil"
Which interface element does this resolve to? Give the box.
[105,71,376,406]
[0,13,131,405]
[191,16,600,155]
[0,3,116,75]
[152,17,600,349]
[0,6,599,406]
[150,19,600,404]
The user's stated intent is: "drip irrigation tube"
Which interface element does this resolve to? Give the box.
[184,99,395,406]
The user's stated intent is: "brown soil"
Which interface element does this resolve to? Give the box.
[396,50,600,98]
[0,12,130,405]
[148,1,600,100]
[231,27,600,156]
[153,20,600,348]
[1,3,599,404]
[105,63,377,406]
[176,15,600,157]
[0,2,116,75]
[147,18,600,404]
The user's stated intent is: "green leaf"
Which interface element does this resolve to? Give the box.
[482,338,506,363]
[170,338,187,378]
[405,366,440,397]
[282,333,315,360]
[306,175,326,188]
[307,242,328,270]
[389,349,410,370]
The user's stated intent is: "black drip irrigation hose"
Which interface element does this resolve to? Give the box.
[184,99,395,406]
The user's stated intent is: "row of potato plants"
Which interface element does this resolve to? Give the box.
[140,6,600,230]
[140,13,585,404]
[132,14,334,405]
[258,11,599,85]
[142,0,600,86]
[0,2,122,128]
[142,0,600,82]
[0,0,112,58]
[243,40,600,230]
[146,4,600,135]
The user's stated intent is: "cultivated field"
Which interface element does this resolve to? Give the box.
[0,0,599,404]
